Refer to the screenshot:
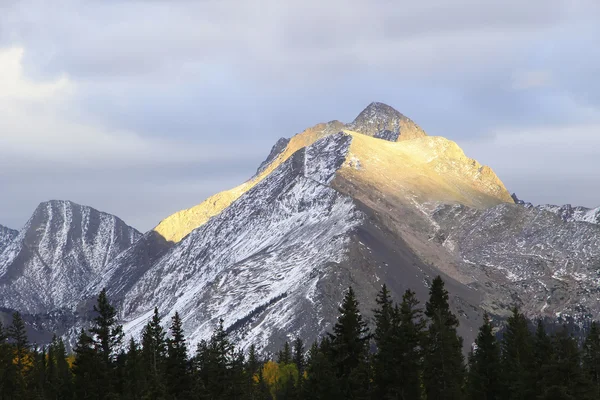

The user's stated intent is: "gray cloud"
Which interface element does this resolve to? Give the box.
[0,0,599,231]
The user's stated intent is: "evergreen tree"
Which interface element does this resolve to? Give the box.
[466,313,501,400]
[532,319,554,395]
[28,345,47,399]
[89,289,123,399]
[73,328,103,400]
[123,338,144,399]
[540,326,591,400]
[394,289,426,399]
[278,341,292,365]
[0,320,15,398]
[500,307,534,400]
[166,312,192,399]
[90,289,124,366]
[292,337,305,375]
[55,337,73,400]
[583,321,600,398]
[195,319,236,400]
[328,286,370,399]
[372,284,395,399]
[422,276,465,400]
[303,340,341,400]
[141,307,168,399]
[8,312,30,398]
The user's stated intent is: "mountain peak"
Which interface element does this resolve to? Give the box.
[346,102,427,142]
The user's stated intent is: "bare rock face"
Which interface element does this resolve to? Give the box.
[345,101,427,141]
[0,200,141,314]
[429,203,600,321]
[0,225,17,254]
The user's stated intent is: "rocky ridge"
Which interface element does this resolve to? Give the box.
[0,224,17,254]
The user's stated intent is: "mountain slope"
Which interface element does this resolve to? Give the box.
[115,126,510,351]
[0,200,141,314]
[0,224,18,254]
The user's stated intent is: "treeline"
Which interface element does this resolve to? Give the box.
[2,277,600,399]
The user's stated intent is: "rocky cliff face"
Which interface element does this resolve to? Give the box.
[0,225,17,254]
[0,200,141,314]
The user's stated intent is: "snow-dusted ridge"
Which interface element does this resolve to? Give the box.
[119,133,364,350]
[0,200,141,314]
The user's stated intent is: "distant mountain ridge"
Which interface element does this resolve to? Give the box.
[0,200,141,314]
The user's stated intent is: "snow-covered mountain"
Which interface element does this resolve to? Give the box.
[0,224,18,254]
[0,200,141,314]
[2,102,599,354]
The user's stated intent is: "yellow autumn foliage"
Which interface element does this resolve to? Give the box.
[261,361,299,400]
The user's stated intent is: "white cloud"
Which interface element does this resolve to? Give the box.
[0,46,256,169]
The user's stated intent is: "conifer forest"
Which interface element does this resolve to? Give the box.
[1,276,600,400]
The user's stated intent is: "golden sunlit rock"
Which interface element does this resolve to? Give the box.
[153,106,512,243]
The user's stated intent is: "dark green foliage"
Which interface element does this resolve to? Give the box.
[373,286,425,399]
[583,321,600,398]
[466,313,501,400]
[500,307,534,400]
[90,289,123,366]
[303,341,341,400]
[328,286,370,399]
[538,326,591,400]
[292,337,305,374]
[423,276,465,400]
[166,312,192,399]
[277,341,292,365]
[8,312,29,397]
[141,307,168,398]
[532,319,555,395]
[73,328,103,399]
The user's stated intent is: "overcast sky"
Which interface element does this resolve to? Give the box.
[0,0,599,232]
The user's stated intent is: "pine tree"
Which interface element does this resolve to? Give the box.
[394,289,426,399]
[73,328,103,400]
[422,276,465,400]
[583,321,600,398]
[166,312,192,399]
[123,338,144,400]
[532,319,554,395]
[500,307,534,400]
[292,337,305,375]
[55,337,73,400]
[466,313,501,400]
[540,326,591,400]
[328,286,370,399]
[141,307,168,398]
[8,312,30,397]
[278,341,292,365]
[195,319,236,400]
[90,289,123,366]
[372,284,395,398]
[303,340,341,400]
[0,320,15,398]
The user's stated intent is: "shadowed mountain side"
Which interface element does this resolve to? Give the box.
[0,225,17,254]
[85,230,175,304]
